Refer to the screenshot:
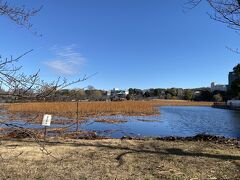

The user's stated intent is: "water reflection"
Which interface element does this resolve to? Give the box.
[81,106,240,138]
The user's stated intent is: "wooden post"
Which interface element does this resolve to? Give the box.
[76,101,79,131]
[44,126,47,140]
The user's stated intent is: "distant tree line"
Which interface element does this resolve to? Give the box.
[5,61,240,103]
[128,88,226,102]
[0,86,228,103]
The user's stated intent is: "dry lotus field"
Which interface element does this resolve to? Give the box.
[6,100,213,117]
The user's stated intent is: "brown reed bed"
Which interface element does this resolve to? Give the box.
[6,100,213,118]
[149,99,213,106]
[7,101,158,117]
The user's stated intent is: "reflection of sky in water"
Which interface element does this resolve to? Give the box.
[80,106,240,138]
[1,106,240,138]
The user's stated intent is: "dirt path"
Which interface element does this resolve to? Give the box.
[0,138,239,179]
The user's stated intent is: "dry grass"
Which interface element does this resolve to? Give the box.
[149,99,213,107]
[7,100,213,117]
[7,101,157,117]
[0,138,239,179]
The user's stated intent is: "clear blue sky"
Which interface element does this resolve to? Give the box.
[0,0,239,90]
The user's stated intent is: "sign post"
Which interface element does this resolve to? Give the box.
[42,114,52,140]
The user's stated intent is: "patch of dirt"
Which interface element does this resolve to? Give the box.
[95,119,128,124]
[62,131,105,139]
[137,118,160,122]
[5,129,41,139]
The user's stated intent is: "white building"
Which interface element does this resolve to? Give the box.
[210,82,227,92]
[107,88,129,101]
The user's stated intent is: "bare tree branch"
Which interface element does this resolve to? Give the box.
[0,0,42,29]
[0,0,78,166]
[0,49,95,101]
[226,45,240,54]
[185,0,240,30]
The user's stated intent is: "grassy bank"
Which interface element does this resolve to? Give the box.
[7,100,213,117]
[0,138,239,179]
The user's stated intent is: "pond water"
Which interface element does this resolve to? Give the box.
[80,106,240,138]
[1,106,240,138]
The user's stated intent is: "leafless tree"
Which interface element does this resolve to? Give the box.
[0,1,92,165]
[0,0,42,29]
[185,0,240,30]
[185,1,240,53]
[0,49,92,102]
[0,1,94,101]
[185,0,240,100]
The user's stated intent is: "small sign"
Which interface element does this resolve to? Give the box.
[42,114,52,126]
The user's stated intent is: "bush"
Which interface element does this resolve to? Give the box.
[213,94,223,102]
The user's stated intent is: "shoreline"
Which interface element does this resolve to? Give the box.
[1,133,239,146]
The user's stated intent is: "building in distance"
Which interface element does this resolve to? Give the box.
[210,82,227,92]
[108,88,129,101]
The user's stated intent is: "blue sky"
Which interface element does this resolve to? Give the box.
[0,0,239,90]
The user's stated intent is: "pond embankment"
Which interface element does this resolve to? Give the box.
[213,102,240,110]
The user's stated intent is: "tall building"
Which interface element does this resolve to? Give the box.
[228,71,238,88]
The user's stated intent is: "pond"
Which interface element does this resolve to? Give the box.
[80,106,240,138]
[1,106,240,138]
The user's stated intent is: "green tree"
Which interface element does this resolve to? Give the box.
[166,93,172,99]
[230,64,240,99]
[233,64,240,76]
[184,90,193,100]
[213,93,223,102]
[126,94,131,100]
[231,79,240,99]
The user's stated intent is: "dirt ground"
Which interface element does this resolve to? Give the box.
[0,138,239,180]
